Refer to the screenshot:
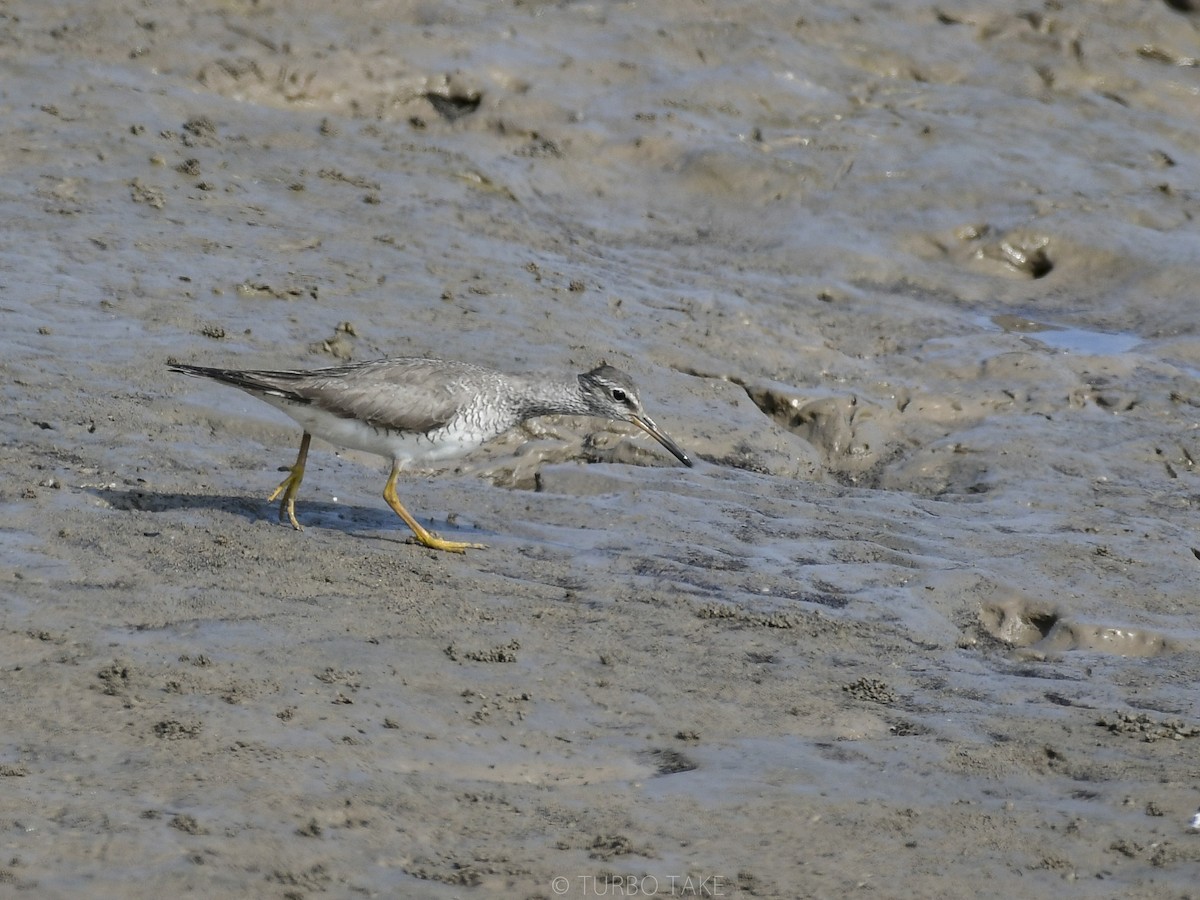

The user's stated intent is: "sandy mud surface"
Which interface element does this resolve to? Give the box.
[2,1,1200,897]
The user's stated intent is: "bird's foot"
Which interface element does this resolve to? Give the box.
[407,531,486,554]
[267,467,305,531]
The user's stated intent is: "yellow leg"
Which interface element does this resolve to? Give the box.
[267,432,311,530]
[383,459,484,553]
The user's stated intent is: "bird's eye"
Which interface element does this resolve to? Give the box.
[611,388,627,403]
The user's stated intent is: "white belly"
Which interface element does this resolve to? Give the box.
[263,397,487,466]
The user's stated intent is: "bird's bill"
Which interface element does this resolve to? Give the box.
[630,414,694,467]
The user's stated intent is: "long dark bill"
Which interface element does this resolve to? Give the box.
[631,414,693,467]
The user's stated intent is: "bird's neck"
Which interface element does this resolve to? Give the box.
[509,374,589,420]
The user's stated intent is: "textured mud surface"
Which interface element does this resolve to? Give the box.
[3,1,1200,897]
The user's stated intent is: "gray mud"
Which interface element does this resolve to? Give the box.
[3,1,1200,897]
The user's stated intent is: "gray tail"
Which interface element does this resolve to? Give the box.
[167,362,311,404]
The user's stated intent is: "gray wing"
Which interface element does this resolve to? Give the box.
[300,358,494,432]
[171,357,502,433]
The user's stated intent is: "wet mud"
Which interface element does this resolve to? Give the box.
[3,1,1200,897]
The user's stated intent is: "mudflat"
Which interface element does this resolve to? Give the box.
[3,1,1199,897]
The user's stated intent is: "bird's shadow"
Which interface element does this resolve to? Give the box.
[87,484,486,544]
